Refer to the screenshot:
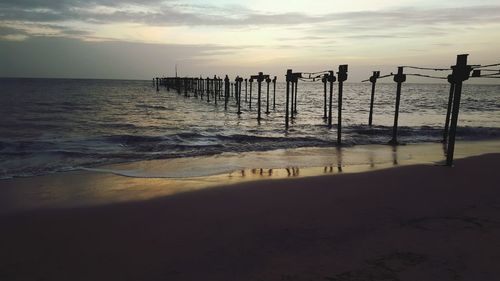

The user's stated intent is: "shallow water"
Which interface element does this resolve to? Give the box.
[1,140,499,214]
[1,78,499,179]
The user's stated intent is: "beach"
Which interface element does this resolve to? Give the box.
[2,1,500,280]
[1,152,499,280]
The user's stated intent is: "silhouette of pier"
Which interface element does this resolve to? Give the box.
[154,54,499,166]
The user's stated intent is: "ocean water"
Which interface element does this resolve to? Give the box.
[1,77,499,179]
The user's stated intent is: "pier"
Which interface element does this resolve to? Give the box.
[154,54,500,166]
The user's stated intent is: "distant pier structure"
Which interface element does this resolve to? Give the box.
[154,54,500,166]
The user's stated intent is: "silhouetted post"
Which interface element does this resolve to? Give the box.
[236,76,242,114]
[328,71,336,128]
[443,74,455,143]
[156,77,159,92]
[446,54,472,166]
[217,77,220,100]
[206,77,210,102]
[239,77,244,114]
[294,79,299,113]
[368,71,380,126]
[322,75,327,119]
[257,72,264,120]
[245,79,248,103]
[224,75,230,110]
[290,79,294,119]
[337,65,348,145]
[249,78,253,109]
[285,69,292,130]
[213,75,218,105]
[272,76,277,110]
[389,67,406,145]
[265,77,271,114]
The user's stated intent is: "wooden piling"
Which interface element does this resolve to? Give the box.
[446,54,472,166]
[236,77,242,114]
[322,75,327,119]
[224,75,230,110]
[443,74,455,143]
[285,69,292,130]
[213,75,218,105]
[206,77,210,102]
[328,71,336,128]
[257,72,264,120]
[337,65,348,145]
[249,78,253,109]
[389,67,406,145]
[290,79,295,119]
[265,77,271,114]
[368,71,380,126]
[245,79,248,103]
[294,80,298,114]
[272,76,277,110]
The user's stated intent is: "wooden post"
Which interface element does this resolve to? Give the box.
[156,77,159,92]
[224,75,230,110]
[443,74,455,143]
[290,79,295,119]
[389,67,406,145]
[446,54,472,166]
[285,70,292,130]
[206,77,210,102]
[293,78,299,114]
[272,76,277,110]
[265,77,271,114]
[257,72,263,120]
[213,75,218,105]
[249,78,253,109]
[245,79,248,103]
[236,76,242,114]
[337,65,348,145]
[328,71,336,128]
[368,71,380,126]
[322,75,327,119]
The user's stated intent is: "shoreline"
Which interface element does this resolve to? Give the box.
[1,153,499,280]
[1,139,500,214]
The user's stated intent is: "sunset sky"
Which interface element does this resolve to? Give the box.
[1,0,499,80]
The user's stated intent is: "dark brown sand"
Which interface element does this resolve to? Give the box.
[1,154,500,281]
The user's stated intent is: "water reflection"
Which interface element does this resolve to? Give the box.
[4,141,498,214]
[392,145,398,165]
[337,147,343,172]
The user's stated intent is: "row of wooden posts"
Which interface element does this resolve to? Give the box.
[154,73,278,121]
[364,54,479,166]
[153,54,485,166]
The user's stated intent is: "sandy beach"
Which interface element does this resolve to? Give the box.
[1,153,499,280]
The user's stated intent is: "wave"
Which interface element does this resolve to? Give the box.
[136,104,173,111]
[1,125,500,179]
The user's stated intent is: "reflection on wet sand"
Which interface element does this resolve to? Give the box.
[337,147,343,172]
[1,140,499,214]
[392,145,398,165]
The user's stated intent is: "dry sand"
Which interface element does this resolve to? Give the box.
[1,153,500,280]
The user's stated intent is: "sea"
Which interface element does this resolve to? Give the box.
[1,77,499,179]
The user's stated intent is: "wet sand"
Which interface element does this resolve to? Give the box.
[1,153,500,280]
[1,140,500,214]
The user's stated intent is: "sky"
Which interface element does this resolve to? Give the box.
[1,0,500,81]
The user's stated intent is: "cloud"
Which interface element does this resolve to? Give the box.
[1,0,500,45]
[0,36,261,78]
